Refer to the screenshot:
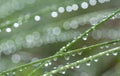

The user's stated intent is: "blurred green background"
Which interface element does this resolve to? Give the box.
[0,0,120,76]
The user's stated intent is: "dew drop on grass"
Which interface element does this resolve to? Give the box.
[81,2,89,9]
[51,70,56,73]
[106,53,110,56]
[70,20,79,29]
[66,42,71,47]
[66,6,72,12]
[53,67,57,69]
[72,4,79,11]
[34,15,41,21]
[58,7,65,13]
[24,67,27,69]
[98,0,105,4]
[105,45,109,48]
[50,74,53,76]
[13,22,19,28]
[64,55,70,61]
[6,73,9,75]
[11,54,21,63]
[86,62,91,66]
[72,53,76,56]
[83,34,88,41]
[52,27,61,35]
[100,46,104,49]
[111,16,115,20]
[78,52,82,55]
[45,63,49,67]
[112,52,118,56]
[60,46,66,51]
[63,21,70,30]
[75,65,80,68]
[48,61,52,65]
[51,12,58,18]
[53,58,57,61]
[19,69,23,72]
[94,59,98,62]
[71,66,74,69]
[43,74,47,76]
[61,71,66,74]
[6,28,12,32]
[12,72,16,75]
[83,36,87,41]
[66,62,70,65]
[113,43,117,45]
[89,0,97,6]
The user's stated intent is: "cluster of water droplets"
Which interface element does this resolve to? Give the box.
[3,66,28,76]
[0,30,81,57]
[0,13,31,33]
[0,0,114,35]
[50,0,111,18]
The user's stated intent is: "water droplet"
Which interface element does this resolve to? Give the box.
[83,58,87,60]
[70,20,79,29]
[106,53,110,56]
[83,34,88,41]
[11,54,21,63]
[13,23,19,28]
[105,45,109,48]
[86,62,91,66]
[66,6,72,12]
[6,28,12,32]
[63,21,70,30]
[31,57,40,67]
[24,67,27,69]
[75,65,80,68]
[51,70,56,73]
[19,69,23,72]
[100,46,104,49]
[34,15,41,21]
[64,55,70,61]
[94,59,98,62]
[113,43,117,45]
[71,66,74,69]
[66,42,71,47]
[50,74,53,76]
[45,63,49,67]
[66,62,70,65]
[72,4,79,11]
[111,16,115,20]
[52,27,61,35]
[89,0,97,6]
[53,67,57,69]
[53,58,57,61]
[58,7,65,13]
[48,61,52,65]
[112,52,118,56]
[98,0,105,4]
[83,37,87,41]
[61,71,66,74]
[51,12,58,18]
[78,52,82,55]
[43,74,47,76]
[72,53,76,56]
[12,72,16,75]
[81,2,89,9]
[6,73,9,75]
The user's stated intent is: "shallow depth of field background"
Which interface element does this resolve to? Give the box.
[0,0,120,76]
